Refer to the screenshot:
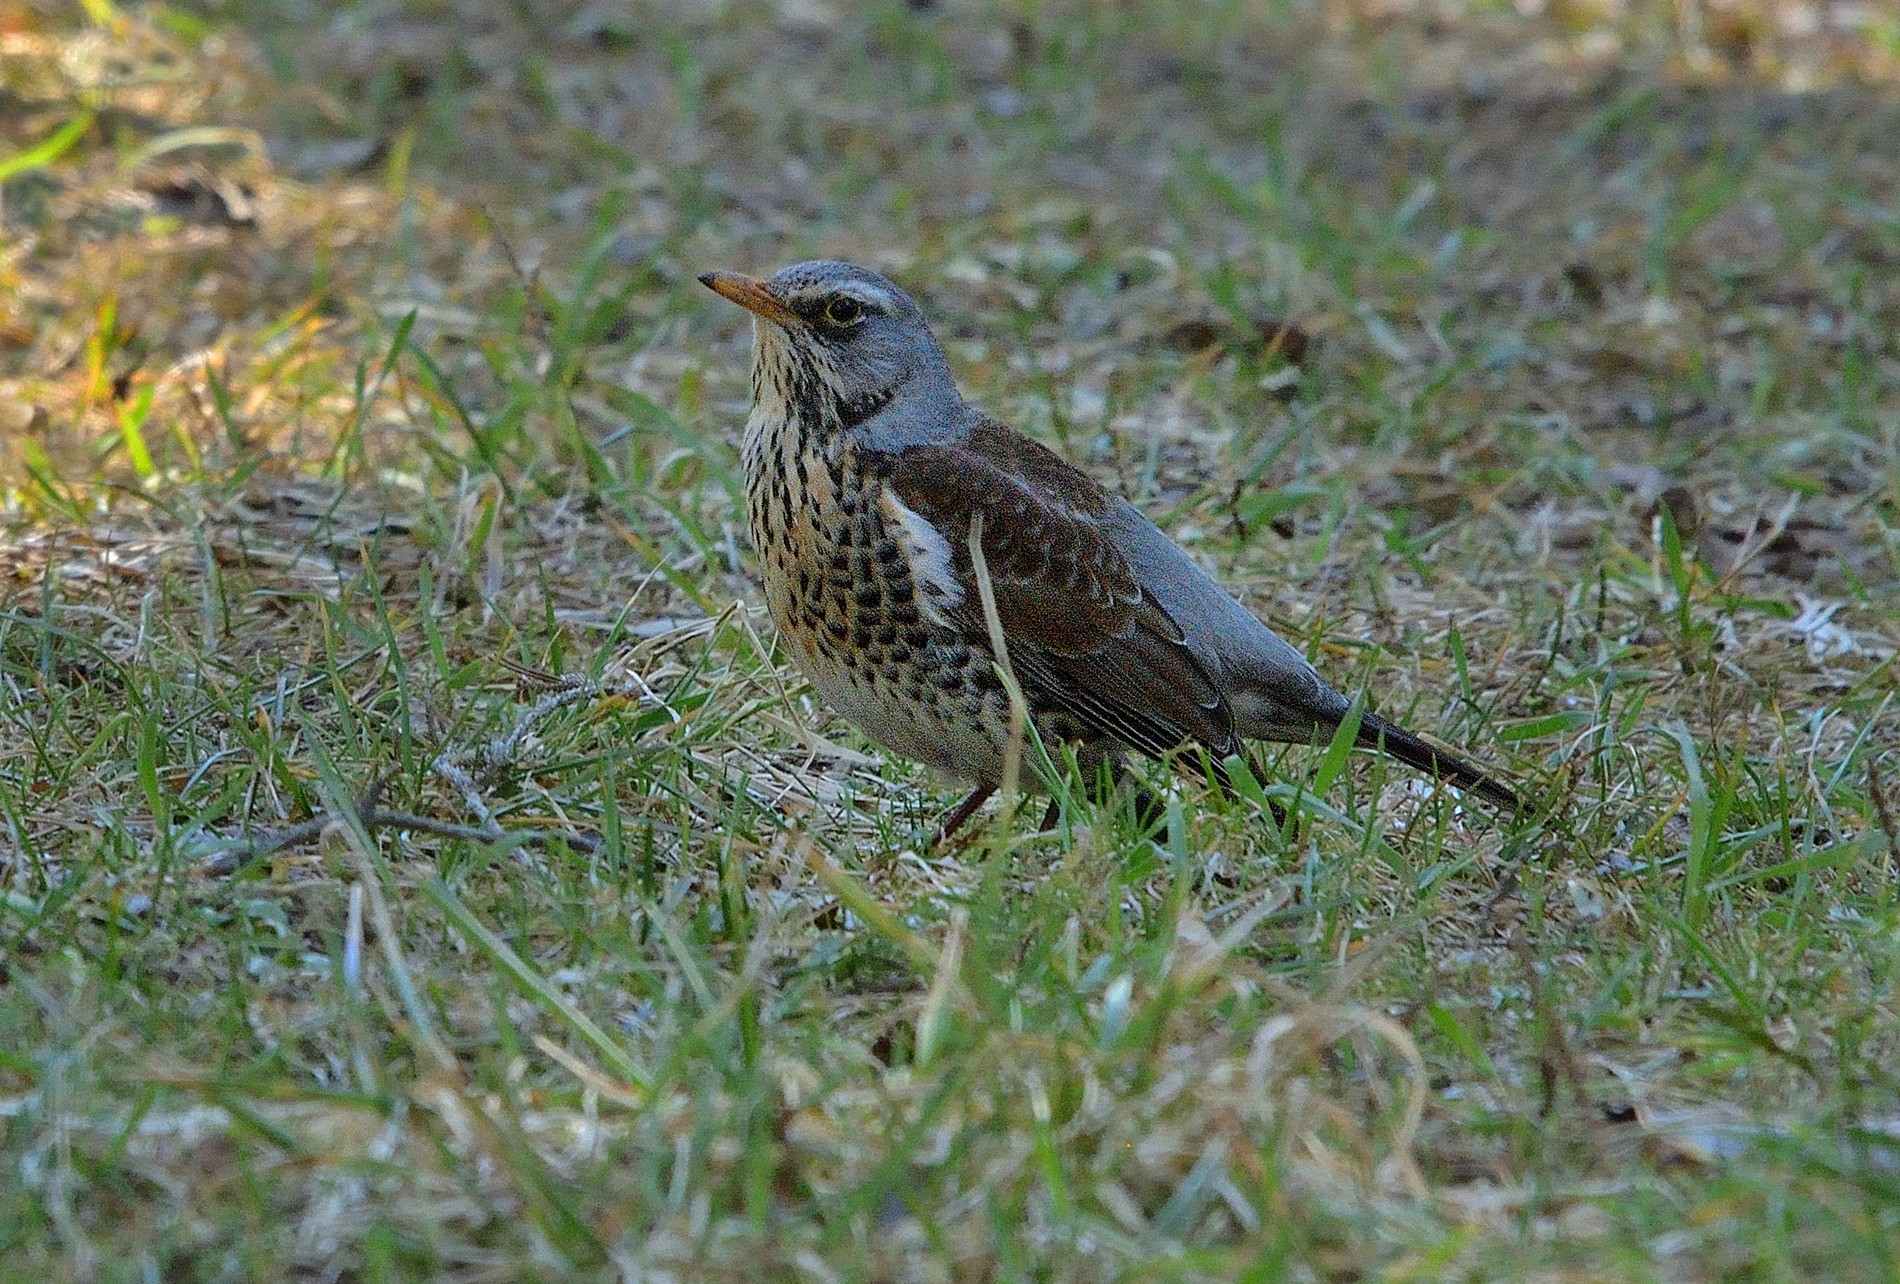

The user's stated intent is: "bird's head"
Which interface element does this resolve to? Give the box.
[700,261,961,441]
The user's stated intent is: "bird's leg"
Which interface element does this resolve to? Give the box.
[1077,749,1168,832]
[934,784,996,845]
[1035,783,1161,833]
[1029,749,1152,832]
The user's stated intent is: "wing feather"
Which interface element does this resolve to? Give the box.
[882,418,1236,759]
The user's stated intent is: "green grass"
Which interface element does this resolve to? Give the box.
[2,0,1899,1278]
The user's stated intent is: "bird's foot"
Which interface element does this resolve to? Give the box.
[933,784,996,846]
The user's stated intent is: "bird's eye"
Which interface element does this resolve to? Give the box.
[822,295,864,327]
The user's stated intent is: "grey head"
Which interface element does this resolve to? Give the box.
[699,260,969,449]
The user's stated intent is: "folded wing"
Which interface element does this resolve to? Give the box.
[881,417,1238,763]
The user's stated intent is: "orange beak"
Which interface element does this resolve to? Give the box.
[699,271,802,330]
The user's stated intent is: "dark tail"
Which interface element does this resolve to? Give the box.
[1355,711,1520,812]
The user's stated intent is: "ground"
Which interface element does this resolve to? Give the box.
[2,0,1898,1279]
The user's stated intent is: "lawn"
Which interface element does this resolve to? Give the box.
[2,0,1897,1278]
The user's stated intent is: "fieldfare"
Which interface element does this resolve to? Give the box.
[701,261,1518,836]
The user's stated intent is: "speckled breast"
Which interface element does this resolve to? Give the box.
[740,415,1012,784]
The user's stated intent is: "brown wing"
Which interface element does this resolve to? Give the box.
[883,417,1237,761]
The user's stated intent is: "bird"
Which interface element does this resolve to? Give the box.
[699,260,1519,837]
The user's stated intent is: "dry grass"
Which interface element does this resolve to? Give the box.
[3,0,1899,1278]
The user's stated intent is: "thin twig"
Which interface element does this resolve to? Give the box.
[209,809,599,875]
[209,661,664,873]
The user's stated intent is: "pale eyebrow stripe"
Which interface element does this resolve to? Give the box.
[813,282,894,311]
[785,280,895,314]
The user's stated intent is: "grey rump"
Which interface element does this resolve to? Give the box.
[700,259,1518,836]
